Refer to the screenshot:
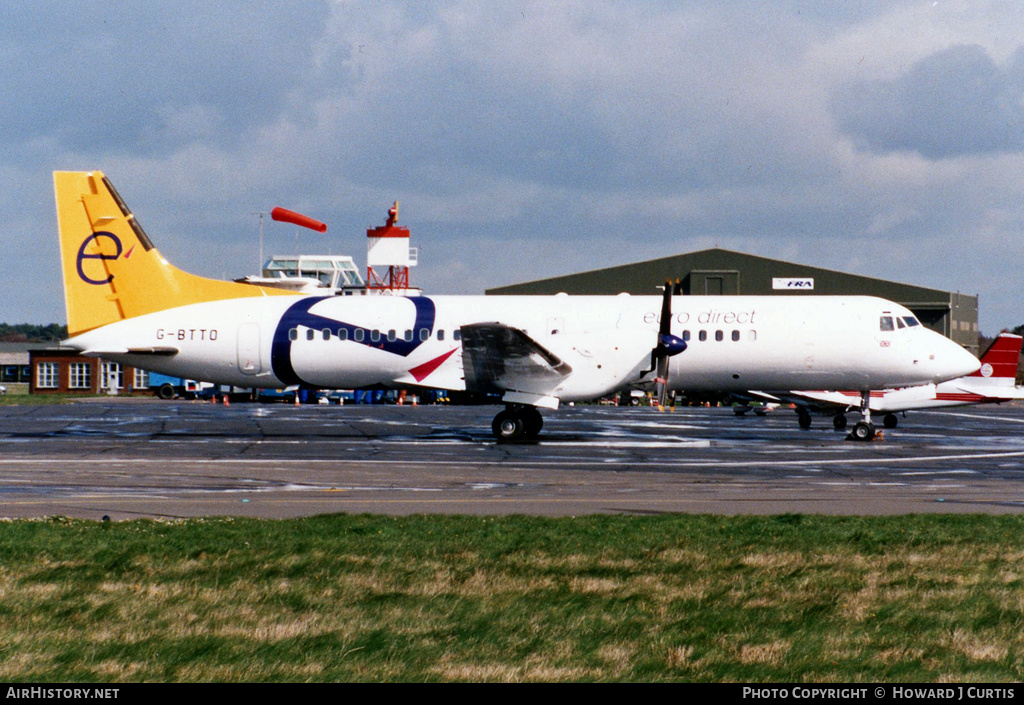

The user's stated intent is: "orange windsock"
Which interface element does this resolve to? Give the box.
[270,207,327,232]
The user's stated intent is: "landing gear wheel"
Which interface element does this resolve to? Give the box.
[850,421,875,441]
[833,413,847,431]
[492,406,543,441]
[797,409,812,429]
[492,409,526,442]
[522,407,543,438]
[883,413,898,429]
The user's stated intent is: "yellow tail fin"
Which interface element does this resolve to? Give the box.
[55,171,292,336]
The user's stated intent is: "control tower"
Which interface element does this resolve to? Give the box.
[366,202,417,292]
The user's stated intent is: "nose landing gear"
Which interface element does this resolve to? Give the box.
[848,391,877,442]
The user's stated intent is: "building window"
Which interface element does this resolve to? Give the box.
[101,362,123,390]
[134,368,149,390]
[69,362,92,390]
[37,362,58,389]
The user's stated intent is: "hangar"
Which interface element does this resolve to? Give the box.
[486,248,980,354]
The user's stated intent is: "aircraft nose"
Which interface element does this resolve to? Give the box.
[928,337,981,383]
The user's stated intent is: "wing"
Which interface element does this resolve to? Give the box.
[460,322,573,408]
[777,386,938,413]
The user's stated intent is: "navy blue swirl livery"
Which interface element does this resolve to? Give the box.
[270,296,437,385]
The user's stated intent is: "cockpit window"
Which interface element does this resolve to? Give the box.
[902,316,920,327]
[880,316,895,332]
[896,318,905,329]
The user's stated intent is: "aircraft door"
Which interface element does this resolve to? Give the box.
[237,323,262,375]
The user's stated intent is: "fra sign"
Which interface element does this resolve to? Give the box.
[772,277,814,291]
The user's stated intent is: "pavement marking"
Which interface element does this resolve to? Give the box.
[3,449,1024,469]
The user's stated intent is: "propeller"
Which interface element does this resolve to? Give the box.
[653,279,687,409]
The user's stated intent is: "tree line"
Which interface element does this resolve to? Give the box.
[0,323,68,342]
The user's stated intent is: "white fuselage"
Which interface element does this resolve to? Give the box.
[66,294,980,404]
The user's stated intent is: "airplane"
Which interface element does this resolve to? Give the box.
[736,332,1024,431]
[53,171,981,442]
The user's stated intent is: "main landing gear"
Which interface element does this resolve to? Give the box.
[492,405,544,442]
[795,394,889,441]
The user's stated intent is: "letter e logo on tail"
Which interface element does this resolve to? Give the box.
[76,232,122,285]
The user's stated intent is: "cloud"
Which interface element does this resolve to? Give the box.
[833,44,1024,159]
[0,1,330,157]
[4,1,1024,334]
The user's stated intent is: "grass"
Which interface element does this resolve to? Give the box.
[0,391,101,406]
[0,513,1022,681]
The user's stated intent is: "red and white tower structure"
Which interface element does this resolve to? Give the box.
[366,201,417,292]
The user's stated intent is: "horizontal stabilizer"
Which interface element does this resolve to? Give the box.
[946,380,1024,401]
[79,346,179,357]
[460,322,572,397]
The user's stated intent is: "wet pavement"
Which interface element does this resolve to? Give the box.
[1,399,1022,520]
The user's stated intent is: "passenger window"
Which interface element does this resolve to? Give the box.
[322,328,331,340]
[387,329,396,342]
[354,329,364,342]
[454,330,462,341]
[288,328,298,341]
[371,330,381,342]
[338,328,348,341]
[715,330,724,342]
[306,329,315,341]
[748,330,757,342]
[404,330,413,342]
[682,330,690,341]
[438,330,445,341]
[880,316,895,332]
[731,330,740,341]
[419,328,429,341]
[699,330,707,342]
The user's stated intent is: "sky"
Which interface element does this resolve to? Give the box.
[3,1,1023,334]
